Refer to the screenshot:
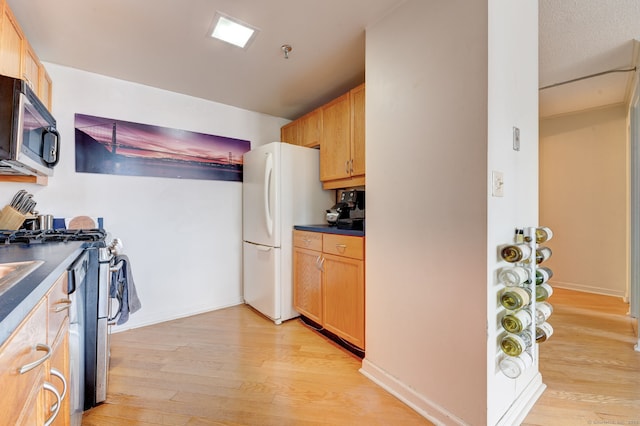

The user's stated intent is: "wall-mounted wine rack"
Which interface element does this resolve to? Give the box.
[497,226,554,379]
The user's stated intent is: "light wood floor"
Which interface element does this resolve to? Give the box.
[523,288,640,426]
[83,288,640,425]
[82,305,430,425]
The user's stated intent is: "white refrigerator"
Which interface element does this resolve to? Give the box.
[242,142,334,324]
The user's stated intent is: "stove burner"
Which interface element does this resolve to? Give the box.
[0,229,107,245]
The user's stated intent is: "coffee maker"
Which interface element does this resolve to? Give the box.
[325,189,365,230]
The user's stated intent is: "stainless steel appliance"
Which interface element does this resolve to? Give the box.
[0,228,122,415]
[326,189,365,230]
[67,250,89,426]
[0,74,60,177]
[86,237,122,408]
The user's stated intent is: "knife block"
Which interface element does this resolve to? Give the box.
[0,205,26,230]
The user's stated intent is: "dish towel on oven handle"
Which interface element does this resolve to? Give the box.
[110,254,142,325]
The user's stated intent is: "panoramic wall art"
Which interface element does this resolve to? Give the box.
[74,113,251,182]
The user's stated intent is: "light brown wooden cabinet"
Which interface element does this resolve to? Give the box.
[293,230,365,349]
[38,66,52,110]
[46,273,71,425]
[0,0,22,79]
[280,120,299,146]
[281,109,322,148]
[0,0,53,111]
[320,84,365,189]
[0,298,48,425]
[293,231,323,324]
[280,84,365,189]
[0,271,71,426]
[298,109,322,148]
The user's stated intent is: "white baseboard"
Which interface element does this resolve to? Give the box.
[550,280,626,299]
[495,373,546,426]
[110,298,244,333]
[361,359,546,426]
[359,358,466,426]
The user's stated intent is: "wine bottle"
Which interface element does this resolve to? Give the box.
[536,322,554,343]
[535,283,554,302]
[499,266,530,286]
[535,267,553,285]
[535,227,553,243]
[501,309,532,333]
[500,332,532,356]
[500,287,531,311]
[501,244,532,263]
[524,246,552,264]
[499,352,533,379]
[535,301,553,323]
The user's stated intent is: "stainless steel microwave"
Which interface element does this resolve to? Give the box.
[0,74,59,177]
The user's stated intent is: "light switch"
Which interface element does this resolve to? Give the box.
[513,127,520,151]
[492,171,504,197]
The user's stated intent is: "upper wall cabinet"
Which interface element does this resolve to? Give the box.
[280,109,322,148]
[281,120,300,146]
[299,109,322,148]
[0,0,53,111]
[0,1,22,79]
[320,83,365,189]
[281,83,365,190]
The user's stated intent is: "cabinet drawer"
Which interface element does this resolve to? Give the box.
[0,299,48,425]
[47,272,70,345]
[293,230,323,251]
[322,234,364,260]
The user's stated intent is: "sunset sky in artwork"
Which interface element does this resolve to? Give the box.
[74,113,250,164]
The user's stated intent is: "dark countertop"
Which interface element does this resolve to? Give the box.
[294,224,365,237]
[0,241,85,346]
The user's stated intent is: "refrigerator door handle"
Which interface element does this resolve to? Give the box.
[256,245,272,252]
[264,152,274,237]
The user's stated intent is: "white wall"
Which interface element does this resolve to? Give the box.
[0,63,288,330]
[487,1,540,424]
[540,105,628,298]
[363,1,539,425]
[363,1,489,424]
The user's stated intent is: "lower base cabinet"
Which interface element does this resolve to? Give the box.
[293,230,365,350]
[322,253,365,348]
[0,270,71,425]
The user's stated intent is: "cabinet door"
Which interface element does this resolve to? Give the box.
[350,84,365,177]
[0,300,48,425]
[320,92,351,181]
[293,247,323,324]
[22,41,39,93]
[47,321,70,426]
[0,3,23,78]
[38,66,52,111]
[281,121,299,145]
[322,253,365,349]
[299,109,322,148]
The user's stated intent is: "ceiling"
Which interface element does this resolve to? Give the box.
[7,0,640,120]
[539,0,640,118]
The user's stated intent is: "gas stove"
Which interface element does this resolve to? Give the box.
[0,229,107,245]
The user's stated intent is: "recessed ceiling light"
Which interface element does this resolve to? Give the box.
[210,12,259,49]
